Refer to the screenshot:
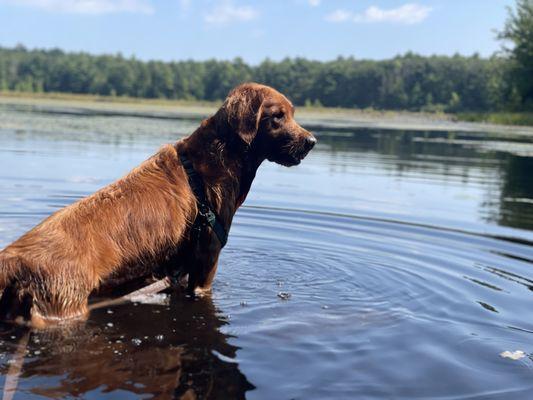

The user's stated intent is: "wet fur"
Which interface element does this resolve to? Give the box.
[0,83,315,326]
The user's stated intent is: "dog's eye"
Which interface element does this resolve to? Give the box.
[272,112,284,122]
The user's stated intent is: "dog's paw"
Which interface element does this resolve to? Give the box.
[193,286,213,298]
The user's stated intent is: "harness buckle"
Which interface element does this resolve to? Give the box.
[205,210,216,226]
[198,205,216,227]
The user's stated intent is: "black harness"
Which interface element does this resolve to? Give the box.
[179,153,228,248]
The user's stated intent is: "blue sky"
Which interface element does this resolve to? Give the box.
[0,0,515,63]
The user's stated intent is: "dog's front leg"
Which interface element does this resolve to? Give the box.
[196,260,219,296]
[187,256,219,297]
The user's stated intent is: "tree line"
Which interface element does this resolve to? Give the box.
[0,46,520,113]
[0,0,531,114]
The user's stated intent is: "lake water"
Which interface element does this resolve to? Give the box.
[0,102,532,399]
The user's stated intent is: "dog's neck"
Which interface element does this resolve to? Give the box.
[181,117,264,213]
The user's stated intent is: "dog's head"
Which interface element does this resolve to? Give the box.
[217,83,316,166]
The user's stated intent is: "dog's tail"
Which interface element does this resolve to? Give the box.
[0,250,20,290]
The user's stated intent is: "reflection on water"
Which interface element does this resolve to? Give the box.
[498,155,533,230]
[316,129,533,232]
[0,292,252,399]
[0,103,532,399]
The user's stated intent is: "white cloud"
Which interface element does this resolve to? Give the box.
[326,3,432,25]
[355,4,432,24]
[204,1,258,25]
[308,0,320,7]
[1,0,154,14]
[325,9,352,22]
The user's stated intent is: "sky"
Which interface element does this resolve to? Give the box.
[0,0,516,63]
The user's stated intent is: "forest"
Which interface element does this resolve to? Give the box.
[0,46,519,113]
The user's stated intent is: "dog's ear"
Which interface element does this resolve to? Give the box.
[218,84,264,145]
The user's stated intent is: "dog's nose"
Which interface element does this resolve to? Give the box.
[305,136,317,150]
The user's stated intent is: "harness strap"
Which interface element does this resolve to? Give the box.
[179,153,228,248]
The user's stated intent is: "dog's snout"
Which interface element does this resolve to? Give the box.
[305,135,317,150]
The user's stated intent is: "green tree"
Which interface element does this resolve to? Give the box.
[0,45,520,112]
[498,0,533,108]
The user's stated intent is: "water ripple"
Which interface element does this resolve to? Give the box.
[214,205,533,399]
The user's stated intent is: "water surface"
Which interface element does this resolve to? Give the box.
[0,103,532,399]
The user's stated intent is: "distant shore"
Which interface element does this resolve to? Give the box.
[1,91,533,137]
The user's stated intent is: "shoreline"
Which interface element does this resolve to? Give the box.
[2,91,533,138]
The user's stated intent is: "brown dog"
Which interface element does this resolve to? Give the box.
[0,83,316,326]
